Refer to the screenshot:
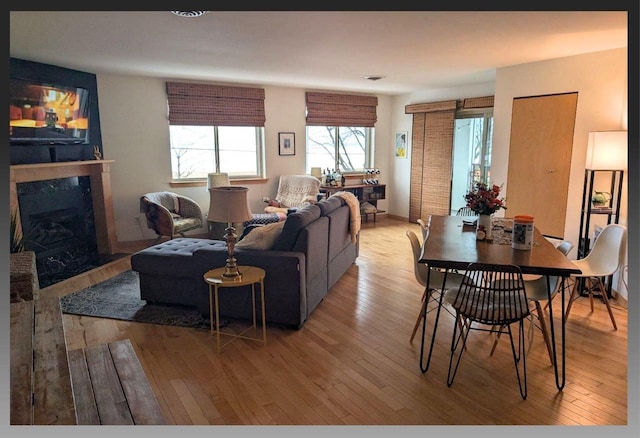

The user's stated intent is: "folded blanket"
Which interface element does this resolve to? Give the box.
[331,191,361,244]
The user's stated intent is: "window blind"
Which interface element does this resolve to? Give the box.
[405,96,494,222]
[405,99,457,222]
[305,92,378,127]
[166,82,265,126]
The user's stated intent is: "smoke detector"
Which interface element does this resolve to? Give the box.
[171,11,208,18]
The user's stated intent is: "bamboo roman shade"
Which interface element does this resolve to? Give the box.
[166,82,266,126]
[305,92,378,127]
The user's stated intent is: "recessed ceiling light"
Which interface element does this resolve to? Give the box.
[171,11,208,18]
[365,75,385,81]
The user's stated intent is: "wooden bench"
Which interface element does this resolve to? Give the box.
[10,296,165,425]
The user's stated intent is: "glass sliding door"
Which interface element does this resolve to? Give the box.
[450,109,493,214]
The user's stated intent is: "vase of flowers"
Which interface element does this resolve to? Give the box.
[464,182,507,239]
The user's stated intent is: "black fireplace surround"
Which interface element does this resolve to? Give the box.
[18,177,100,288]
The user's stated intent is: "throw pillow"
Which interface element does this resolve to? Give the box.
[236,220,285,250]
[239,224,263,241]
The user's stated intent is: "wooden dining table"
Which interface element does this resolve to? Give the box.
[417,214,581,391]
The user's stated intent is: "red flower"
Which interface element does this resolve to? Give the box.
[464,182,507,215]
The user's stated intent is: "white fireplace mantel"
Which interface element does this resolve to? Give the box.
[10,160,118,255]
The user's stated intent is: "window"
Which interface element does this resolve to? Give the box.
[166,82,266,180]
[305,126,373,173]
[169,125,264,179]
[304,91,377,174]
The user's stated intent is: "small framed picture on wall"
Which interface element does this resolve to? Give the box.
[278,132,295,156]
[395,132,408,159]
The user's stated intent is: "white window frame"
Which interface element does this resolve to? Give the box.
[169,125,265,181]
[305,126,374,174]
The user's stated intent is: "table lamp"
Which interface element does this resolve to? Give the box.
[207,172,230,190]
[208,186,253,281]
[310,167,322,179]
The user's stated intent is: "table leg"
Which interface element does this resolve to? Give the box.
[214,285,221,354]
[209,285,214,338]
[260,279,267,345]
[546,275,566,390]
[251,282,257,330]
[420,269,449,373]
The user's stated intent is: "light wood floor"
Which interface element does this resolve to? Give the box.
[43,216,629,426]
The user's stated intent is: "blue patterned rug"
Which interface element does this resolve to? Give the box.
[60,270,214,330]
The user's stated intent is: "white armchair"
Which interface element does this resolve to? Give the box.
[263,175,321,214]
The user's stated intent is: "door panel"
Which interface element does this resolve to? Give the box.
[506,93,577,238]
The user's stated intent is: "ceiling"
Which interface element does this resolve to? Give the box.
[9,10,629,96]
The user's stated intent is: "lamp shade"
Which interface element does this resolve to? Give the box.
[207,172,230,190]
[208,186,252,224]
[585,131,627,170]
[310,167,322,179]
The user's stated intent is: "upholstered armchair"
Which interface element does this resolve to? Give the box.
[140,191,203,241]
[263,175,321,214]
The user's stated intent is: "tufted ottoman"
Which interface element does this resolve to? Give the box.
[131,238,226,313]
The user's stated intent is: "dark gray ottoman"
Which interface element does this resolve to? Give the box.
[131,238,225,312]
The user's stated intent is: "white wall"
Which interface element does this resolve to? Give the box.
[96,76,391,242]
[493,47,628,298]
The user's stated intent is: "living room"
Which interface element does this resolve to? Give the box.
[7,10,635,432]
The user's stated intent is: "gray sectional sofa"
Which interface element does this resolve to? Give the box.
[130,195,359,329]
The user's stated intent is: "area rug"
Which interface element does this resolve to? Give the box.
[60,270,213,330]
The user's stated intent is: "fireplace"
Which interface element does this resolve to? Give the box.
[10,160,118,289]
[18,176,100,288]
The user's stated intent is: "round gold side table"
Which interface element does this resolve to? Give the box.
[203,266,266,353]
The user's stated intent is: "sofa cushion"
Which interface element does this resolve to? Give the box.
[236,221,285,250]
[131,238,221,277]
[273,204,321,251]
[317,195,344,216]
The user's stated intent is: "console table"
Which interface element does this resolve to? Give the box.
[320,184,386,222]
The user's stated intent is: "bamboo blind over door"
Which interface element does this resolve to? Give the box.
[409,114,426,222]
[406,96,493,223]
[406,100,456,222]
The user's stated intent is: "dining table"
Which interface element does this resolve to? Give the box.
[417,214,581,391]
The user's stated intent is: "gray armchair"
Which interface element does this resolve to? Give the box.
[140,191,203,241]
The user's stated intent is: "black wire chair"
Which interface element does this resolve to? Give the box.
[456,206,475,216]
[445,263,530,399]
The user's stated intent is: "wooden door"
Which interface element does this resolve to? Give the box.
[506,92,577,238]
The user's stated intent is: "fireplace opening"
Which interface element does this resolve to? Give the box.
[30,208,83,249]
[17,176,100,288]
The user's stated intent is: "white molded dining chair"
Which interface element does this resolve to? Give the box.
[406,230,466,343]
[565,224,627,330]
[416,217,430,241]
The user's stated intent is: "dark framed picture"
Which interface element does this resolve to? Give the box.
[278,132,295,156]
